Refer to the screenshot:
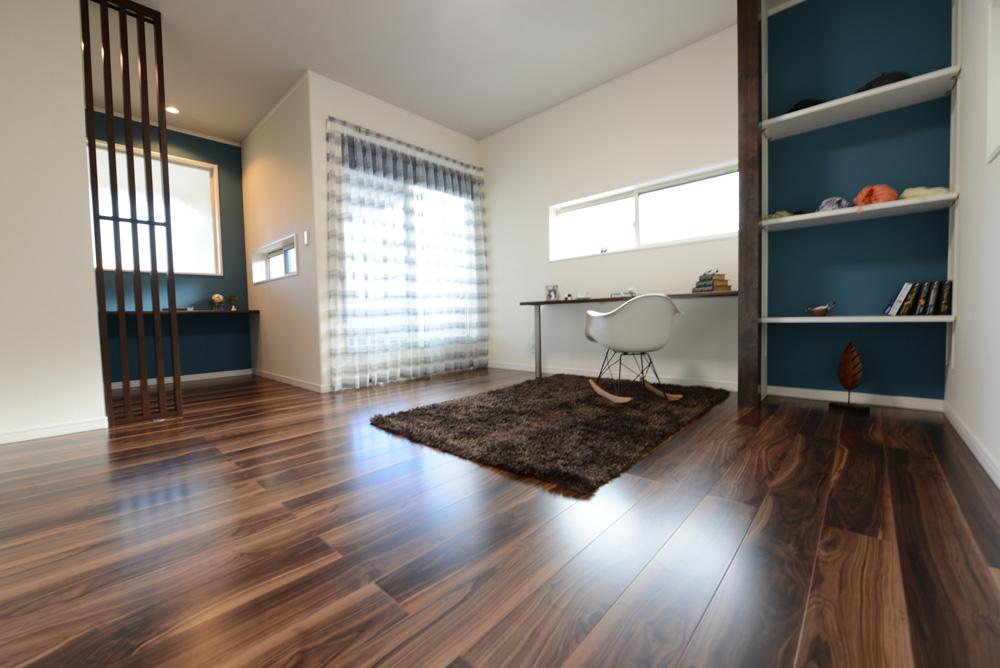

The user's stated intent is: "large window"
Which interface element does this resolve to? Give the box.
[549,164,738,261]
[92,143,222,275]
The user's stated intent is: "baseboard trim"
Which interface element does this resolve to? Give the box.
[943,404,1000,491]
[110,368,253,390]
[487,361,737,392]
[0,416,109,446]
[255,369,326,393]
[766,385,943,412]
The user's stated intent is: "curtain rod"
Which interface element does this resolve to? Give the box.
[326,115,484,175]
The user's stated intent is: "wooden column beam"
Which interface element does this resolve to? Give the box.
[737,0,762,408]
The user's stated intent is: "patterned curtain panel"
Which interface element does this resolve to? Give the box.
[327,119,488,391]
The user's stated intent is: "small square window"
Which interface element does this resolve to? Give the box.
[252,234,298,284]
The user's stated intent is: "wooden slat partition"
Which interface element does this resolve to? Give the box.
[80,0,182,423]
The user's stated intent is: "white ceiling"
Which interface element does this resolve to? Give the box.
[138,0,736,142]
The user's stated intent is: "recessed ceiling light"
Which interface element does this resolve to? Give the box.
[165,106,180,114]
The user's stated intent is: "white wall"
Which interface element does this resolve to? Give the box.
[242,76,324,391]
[0,0,107,442]
[481,27,739,388]
[945,0,1000,487]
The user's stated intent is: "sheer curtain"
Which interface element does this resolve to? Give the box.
[327,118,488,391]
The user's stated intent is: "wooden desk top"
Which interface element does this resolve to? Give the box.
[106,309,261,315]
[519,291,737,306]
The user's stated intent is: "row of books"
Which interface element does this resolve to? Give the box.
[884,281,952,316]
[692,270,732,293]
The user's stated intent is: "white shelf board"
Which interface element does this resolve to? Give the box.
[768,0,807,15]
[761,192,958,231]
[761,315,955,324]
[761,65,961,140]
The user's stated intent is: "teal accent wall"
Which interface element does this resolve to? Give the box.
[765,0,952,399]
[93,112,251,380]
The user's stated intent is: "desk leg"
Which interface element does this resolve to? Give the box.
[533,304,542,379]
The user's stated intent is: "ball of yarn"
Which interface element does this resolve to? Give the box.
[854,184,898,208]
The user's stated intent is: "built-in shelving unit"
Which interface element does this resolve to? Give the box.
[761,315,955,324]
[761,192,958,231]
[761,65,960,140]
[758,0,957,405]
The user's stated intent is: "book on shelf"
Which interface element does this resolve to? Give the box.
[939,281,953,315]
[884,281,913,315]
[926,281,941,316]
[914,282,932,315]
[897,283,921,315]
[888,280,951,316]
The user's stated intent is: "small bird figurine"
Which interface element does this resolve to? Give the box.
[806,301,836,317]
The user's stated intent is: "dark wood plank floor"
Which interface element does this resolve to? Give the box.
[1,369,998,667]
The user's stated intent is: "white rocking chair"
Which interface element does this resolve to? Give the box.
[585,293,682,404]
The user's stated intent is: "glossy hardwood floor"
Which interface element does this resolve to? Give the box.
[1,369,998,667]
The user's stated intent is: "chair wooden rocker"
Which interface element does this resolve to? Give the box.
[584,293,682,404]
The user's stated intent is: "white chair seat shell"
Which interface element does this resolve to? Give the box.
[585,293,681,354]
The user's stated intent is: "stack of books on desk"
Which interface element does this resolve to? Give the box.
[692,270,732,293]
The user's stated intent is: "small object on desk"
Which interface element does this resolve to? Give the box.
[210,293,225,311]
[563,293,574,301]
[806,301,836,317]
[831,342,868,414]
[692,269,732,293]
[577,290,590,299]
[609,290,637,299]
[228,294,239,311]
[545,285,559,301]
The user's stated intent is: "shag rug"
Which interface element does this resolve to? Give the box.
[370,374,729,495]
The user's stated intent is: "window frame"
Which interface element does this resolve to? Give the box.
[93,139,224,276]
[251,234,298,284]
[548,161,738,262]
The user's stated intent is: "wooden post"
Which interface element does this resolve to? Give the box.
[737,0,762,408]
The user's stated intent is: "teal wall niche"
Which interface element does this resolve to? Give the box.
[765,0,953,400]
[92,112,252,380]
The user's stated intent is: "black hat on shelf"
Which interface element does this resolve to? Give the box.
[856,71,911,93]
[787,98,826,113]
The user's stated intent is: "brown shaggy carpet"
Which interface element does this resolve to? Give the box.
[370,374,729,495]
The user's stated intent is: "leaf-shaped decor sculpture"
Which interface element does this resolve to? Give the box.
[837,342,863,405]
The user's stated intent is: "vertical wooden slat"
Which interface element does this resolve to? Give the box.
[98,0,132,419]
[118,6,150,415]
[153,16,183,415]
[135,8,167,414]
[737,0,762,408]
[82,0,180,423]
[80,0,114,421]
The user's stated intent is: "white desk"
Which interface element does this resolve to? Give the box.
[519,291,738,378]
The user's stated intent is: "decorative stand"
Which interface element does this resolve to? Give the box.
[830,342,869,414]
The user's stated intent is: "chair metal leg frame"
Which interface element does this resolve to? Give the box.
[596,350,663,393]
[593,349,681,403]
